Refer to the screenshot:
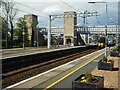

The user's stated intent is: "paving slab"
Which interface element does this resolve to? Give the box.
[91,56,119,89]
[5,48,104,89]
[1,46,66,58]
[118,56,120,89]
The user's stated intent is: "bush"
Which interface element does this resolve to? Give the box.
[112,47,118,51]
[101,56,107,62]
[72,73,104,89]
[85,72,92,80]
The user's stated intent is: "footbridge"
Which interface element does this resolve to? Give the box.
[39,25,120,45]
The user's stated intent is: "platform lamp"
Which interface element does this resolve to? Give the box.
[88,1,108,57]
[36,25,39,48]
[22,19,25,50]
[115,21,118,47]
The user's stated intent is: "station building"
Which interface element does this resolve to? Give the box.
[24,14,38,46]
[64,11,77,46]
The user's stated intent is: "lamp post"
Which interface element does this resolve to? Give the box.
[108,18,118,47]
[48,15,51,49]
[36,25,39,47]
[88,2,108,57]
[116,21,118,47]
[22,20,25,50]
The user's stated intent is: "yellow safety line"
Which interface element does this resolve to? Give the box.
[45,51,104,89]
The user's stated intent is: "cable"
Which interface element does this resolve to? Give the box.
[13,1,74,26]
[10,1,99,31]
[13,1,73,26]
[14,0,83,27]
[12,1,49,19]
[95,16,101,25]
[1,1,48,19]
[13,1,95,28]
[13,8,48,19]
[59,0,79,12]
[14,1,49,15]
[13,7,75,29]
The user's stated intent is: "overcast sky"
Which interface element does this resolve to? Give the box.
[11,0,120,27]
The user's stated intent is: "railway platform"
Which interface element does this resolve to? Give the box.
[0,47,47,59]
[2,46,119,90]
[1,45,97,59]
[4,47,114,89]
[0,45,65,59]
[91,56,119,89]
[1,45,91,59]
[2,45,97,88]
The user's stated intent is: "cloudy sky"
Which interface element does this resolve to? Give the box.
[11,0,120,27]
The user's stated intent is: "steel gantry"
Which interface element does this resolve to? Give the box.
[47,11,99,49]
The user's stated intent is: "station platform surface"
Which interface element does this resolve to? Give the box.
[32,49,119,90]
[1,45,95,59]
[91,56,119,89]
[1,45,66,59]
[5,47,120,90]
[5,48,111,89]
[0,46,48,59]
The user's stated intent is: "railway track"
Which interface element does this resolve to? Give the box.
[2,48,98,88]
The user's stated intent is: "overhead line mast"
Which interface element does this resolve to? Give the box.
[48,11,99,49]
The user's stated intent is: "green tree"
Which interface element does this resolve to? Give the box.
[14,17,29,47]
[51,35,56,45]
[0,16,7,48]
[0,16,7,40]
[1,0,18,47]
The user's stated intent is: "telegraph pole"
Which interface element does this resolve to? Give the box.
[88,1,108,57]
[37,25,39,47]
[81,10,98,44]
[48,15,51,49]
[47,11,98,49]
[116,21,118,46]
[22,20,25,50]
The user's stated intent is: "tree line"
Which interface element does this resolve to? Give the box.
[1,0,62,49]
[1,0,30,48]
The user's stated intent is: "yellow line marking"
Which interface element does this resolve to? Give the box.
[45,51,104,89]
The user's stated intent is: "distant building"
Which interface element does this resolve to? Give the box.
[118,1,120,25]
[64,11,77,46]
[24,14,38,46]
